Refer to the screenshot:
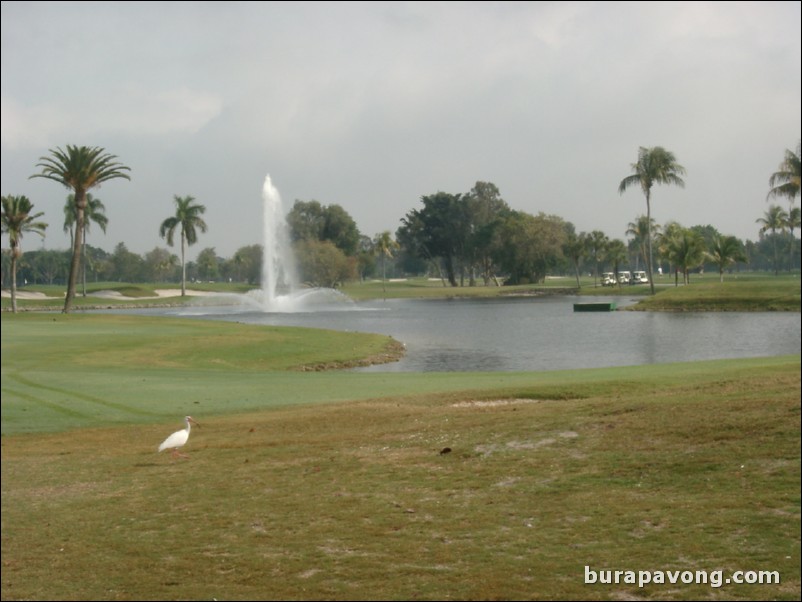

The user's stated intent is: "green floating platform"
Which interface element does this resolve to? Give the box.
[573,302,617,312]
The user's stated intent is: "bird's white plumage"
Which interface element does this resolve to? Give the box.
[158,416,198,454]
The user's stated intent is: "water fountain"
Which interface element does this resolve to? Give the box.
[244,174,353,313]
[257,174,298,309]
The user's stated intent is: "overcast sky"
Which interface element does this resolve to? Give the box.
[2,1,800,261]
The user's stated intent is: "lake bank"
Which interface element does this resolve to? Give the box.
[3,274,800,312]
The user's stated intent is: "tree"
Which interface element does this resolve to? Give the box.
[30,145,130,313]
[784,206,800,272]
[294,239,356,288]
[398,192,463,286]
[355,235,377,281]
[626,215,660,272]
[664,227,706,285]
[287,200,326,242]
[656,221,684,277]
[785,207,802,272]
[143,247,178,283]
[1,195,48,313]
[563,230,588,288]
[159,195,208,296]
[605,239,628,286]
[463,181,510,285]
[756,205,788,276]
[788,206,801,239]
[108,242,145,282]
[586,230,609,287]
[706,234,746,282]
[397,185,508,287]
[287,200,361,256]
[231,244,263,285]
[63,193,108,297]
[618,146,686,294]
[321,204,361,256]
[492,211,567,285]
[195,247,220,281]
[767,141,800,206]
[374,231,399,299]
[25,248,69,285]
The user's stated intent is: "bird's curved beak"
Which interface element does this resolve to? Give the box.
[189,417,201,427]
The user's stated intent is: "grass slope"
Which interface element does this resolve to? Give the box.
[629,281,801,311]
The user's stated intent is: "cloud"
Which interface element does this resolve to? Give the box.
[1,1,799,259]
[1,86,222,151]
[0,96,64,150]
[99,85,224,137]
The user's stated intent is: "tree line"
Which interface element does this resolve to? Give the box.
[3,143,801,313]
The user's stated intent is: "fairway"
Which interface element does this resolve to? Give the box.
[2,312,800,600]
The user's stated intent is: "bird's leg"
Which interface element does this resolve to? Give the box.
[171,449,190,459]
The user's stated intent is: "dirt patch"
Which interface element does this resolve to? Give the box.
[451,398,543,408]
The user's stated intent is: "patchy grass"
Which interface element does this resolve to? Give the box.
[2,361,799,601]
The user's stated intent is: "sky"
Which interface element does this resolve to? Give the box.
[2,1,800,261]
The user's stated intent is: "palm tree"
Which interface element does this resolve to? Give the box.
[626,215,660,273]
[656,221,684,279]
[756,205,789,276]
[784,206,800,272]
[563,231,588,288]
[373,230,399,300]
[587,230,608,288]
[159,195,208,296]
[664,227,706,285]
[605,239,628,287]
[768,142,801,271]
[706,234,746,283]
[619,146,686,294]
[63,193,108,296]
[29,145,130,313]
[767,141,801,206]
[788,206,801,237]
[1,195,48,313]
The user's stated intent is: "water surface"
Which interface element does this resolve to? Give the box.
[140,295,801,372]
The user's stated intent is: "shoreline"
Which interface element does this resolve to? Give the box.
[1,288,227,311]
[0,288,216,300]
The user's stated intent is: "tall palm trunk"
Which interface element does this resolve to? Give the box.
[64,193,86,313]
[181,229,187,296]
[645,191,655,295]
[10,244,20,313]
[771,236,779,276]
[82,234,87,297]
[381,255,387,300]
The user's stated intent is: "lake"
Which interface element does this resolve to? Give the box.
[136,294,801,372]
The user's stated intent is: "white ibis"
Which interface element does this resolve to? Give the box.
[158,416,200,459]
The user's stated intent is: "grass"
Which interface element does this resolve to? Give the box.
[628,280,801,311]
[1,311,800,600]
[4,272,799,311]
[342,275,647,300]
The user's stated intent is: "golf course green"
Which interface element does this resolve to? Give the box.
[1,278,800,600]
